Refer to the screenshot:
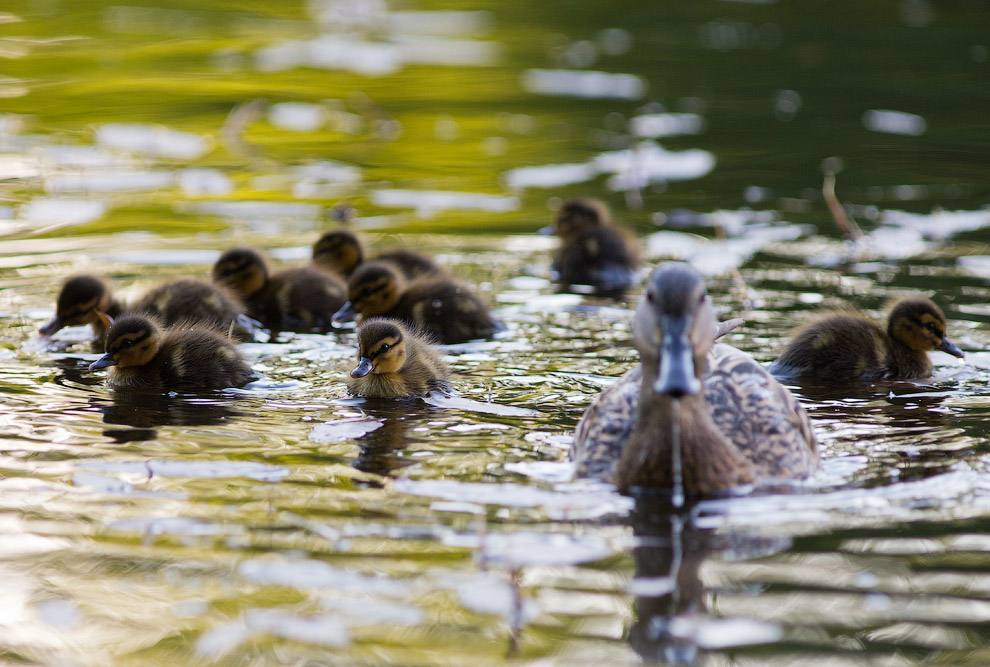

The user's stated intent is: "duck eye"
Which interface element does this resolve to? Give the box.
[363,287,375,297]
[380,343,390,353]
[925,322,937,333]
[646,291,655,303]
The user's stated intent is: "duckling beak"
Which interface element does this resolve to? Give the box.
[537,225,556,236]
[350,357,374,378]
[938,337,964,359]
[333,301,358,323]
[39,316,64,337]
[89,353,117,371]
[653,314,702,398]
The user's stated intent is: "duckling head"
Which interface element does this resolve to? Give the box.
[350,318,407,377]
[634,262,719,397]
[40,275,113,336]
[212,248,268,297]
[888,298,964,358]
[89,314,162,371]
[313,230,363,277]
[333,261,403,322]
[542,198,610,240]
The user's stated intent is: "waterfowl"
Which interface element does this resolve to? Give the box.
[346,317,450,398]
[312,229,441,279]
[333,260,497,344]
[768,298,964,381]
[39,275,125,345]
[89,314,255,390]
[212,247,347,333]
[571,262,818,494]
[544,198,639,294]
[131,279,253,341]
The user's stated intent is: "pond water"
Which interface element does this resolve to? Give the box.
[2,0,990,664]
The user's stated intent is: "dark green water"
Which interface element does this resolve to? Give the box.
[1,1,990,664]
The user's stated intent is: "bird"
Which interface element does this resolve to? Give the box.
[212,247,347,334]
[88,313,256,390]
[542,198,639,294]
[346,317,450,398]
[312,229,441,279]
[768,297,964,381]
[570,262,819,495]
[39,275,125,346]
[332,260,497,344]
[39,275,253,345]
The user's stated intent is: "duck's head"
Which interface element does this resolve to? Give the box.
[212,248,268,297]
[888,298,964,358]
[350,318,408,377]
[40,275,113,336]
[542,198,610,239]
[89,315,162,371]
[313,230,363,277]
[333,260,403,323]
[634,263,718,398]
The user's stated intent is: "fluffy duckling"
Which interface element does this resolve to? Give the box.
[333,260,497,344]
[768,298,964,381]
[89,314,256,390]
[346,318,450,398]
[131,279,253,341]
[212,247,347,333]
[39,275,124,344]
[571,262,818,495]
[544,198,639,294]
[312,229,441,279]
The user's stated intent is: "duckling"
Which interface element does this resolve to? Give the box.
[768,297,964,381]
[88,314,256,390]
[570,262,818,495]
[131,279,254,341]
[543,198,639,294]
[312,229,441,279]
[212,247,347,333]
[39,275,124,345]
[332,260,497,344]
[346,317,450,397]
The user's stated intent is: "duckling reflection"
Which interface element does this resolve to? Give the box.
[95,390,241,429]
[769,297,964,381]
[627,499,790,664]
[541,198,639,296]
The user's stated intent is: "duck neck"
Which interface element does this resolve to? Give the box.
[886,337,932,379]
[615,367,754,495]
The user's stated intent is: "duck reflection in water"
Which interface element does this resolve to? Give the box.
[349,404,419,479]
[92,389,242,442]
[628,499,790,664]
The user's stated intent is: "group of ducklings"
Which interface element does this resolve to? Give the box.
[39,198,967,497]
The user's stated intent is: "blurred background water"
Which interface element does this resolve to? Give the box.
[1,0,990,664]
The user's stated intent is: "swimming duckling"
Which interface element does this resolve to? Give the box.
[543,198,639,294]
[89,314,256,390]
[39,275,124,345]
[333,260,497,344]
[768,297,964,381]
[571,262,818,494]
[212,247,347,333]
[312,229,441,279]
[131,279,254,341]
[346,318,450,398]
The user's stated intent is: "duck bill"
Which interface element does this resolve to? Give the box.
[653,314,702,398]
[332,301,358,323]
[39,316,65,337]
[537,224,556,236]
[350,357,374,378]
[939,337,964,359]
[89,353,116,371]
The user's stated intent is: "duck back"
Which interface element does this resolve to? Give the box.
[554,226,637,292]
[391,278,496,344]
[768,312,892,381]
[132,279,250,339]
[270,267,347,332]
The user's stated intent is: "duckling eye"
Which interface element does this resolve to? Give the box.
[924,321,938,334]
[363,287,375,297]
[380,343,390,353]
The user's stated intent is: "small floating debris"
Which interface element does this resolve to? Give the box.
[95,122,212,159]
[862,109,926,136]
[520,69,645,100]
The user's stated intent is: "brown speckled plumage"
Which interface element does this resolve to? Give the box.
[132,279,252,341]
[768,298,964,381]
[90,314,255,390]
[312,229,441,279]
[213,247,346,333]
[336,260,496,344]
[346,318,450,397]
[571,262,818,494]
